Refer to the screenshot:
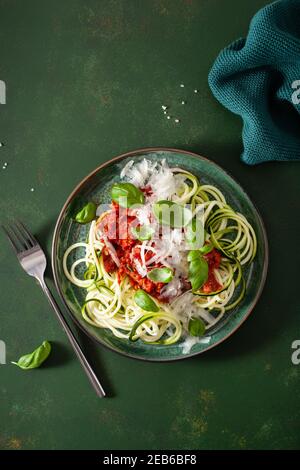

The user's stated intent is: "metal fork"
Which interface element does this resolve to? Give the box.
[2,221,106,398]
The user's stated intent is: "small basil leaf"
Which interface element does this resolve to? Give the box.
[188,317,206,336]
[11,341,51,370]
[131,225,154,241]
[75,202,97,224]
[153,200,192,228]
[111,182,145,208]
[187,250,199,262]
[134,289,159,312]
[147,267,174,283]
[199,244,214,255]
[187,250,209,291]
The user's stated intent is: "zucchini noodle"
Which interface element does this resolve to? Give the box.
[63,159,257,348]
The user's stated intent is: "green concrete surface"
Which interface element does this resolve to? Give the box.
[0,0,299,450]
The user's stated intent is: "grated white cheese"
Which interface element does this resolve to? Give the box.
[147,159,176,200]
[120,158,158,187]
[181,335,211,354]
[159,277,182,299]
[134,203,153,226]
[171,292,212,324]
[121,158,184,201]
[133,257,147,277]
[120,160,134,179]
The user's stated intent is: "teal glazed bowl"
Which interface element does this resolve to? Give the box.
[52,148,268,361]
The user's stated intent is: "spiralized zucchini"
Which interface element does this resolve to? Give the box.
[63,162,257,347]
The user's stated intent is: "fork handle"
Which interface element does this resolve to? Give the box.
[39,280,106,398]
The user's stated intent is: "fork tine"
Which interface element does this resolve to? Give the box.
[15,221,36,249]
[17,221,37,246]
[13,223,32,250]
[7,222,29,251]
[2,224,23,254]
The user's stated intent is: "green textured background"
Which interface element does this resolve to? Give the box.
[0,0,300,450]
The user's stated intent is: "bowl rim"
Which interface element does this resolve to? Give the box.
[51,147,269,362]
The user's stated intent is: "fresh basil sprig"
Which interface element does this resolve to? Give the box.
[111,182,145,208]
[12,341,51,370]
[188,317,206,336]
[75,202,97,224]
[147,267,174,283]
[153,200,192,228]
[131,225,154,241]
[187,250,209,291]
[134,289,159,312]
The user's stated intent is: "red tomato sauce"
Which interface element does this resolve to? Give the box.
[97,202,164,299]
[201,248,223,294]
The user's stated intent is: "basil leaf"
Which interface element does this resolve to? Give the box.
[12,341,51,370]
[187,250,200,262]
[185,217,205,249]
[134,289,159,312]
[187,250,209,291]
[75,202,97,224]
[188,317,206,336]
[131,225,154,241]
[153,200,192,228]
[147,267,174,283]
[111,182,145,208]
[199,243,214,255]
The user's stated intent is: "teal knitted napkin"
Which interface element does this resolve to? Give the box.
[208,0,300,165]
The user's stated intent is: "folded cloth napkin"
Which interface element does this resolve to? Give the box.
[208,0,300,165]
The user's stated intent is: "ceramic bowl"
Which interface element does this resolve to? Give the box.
[52,148,268,361]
